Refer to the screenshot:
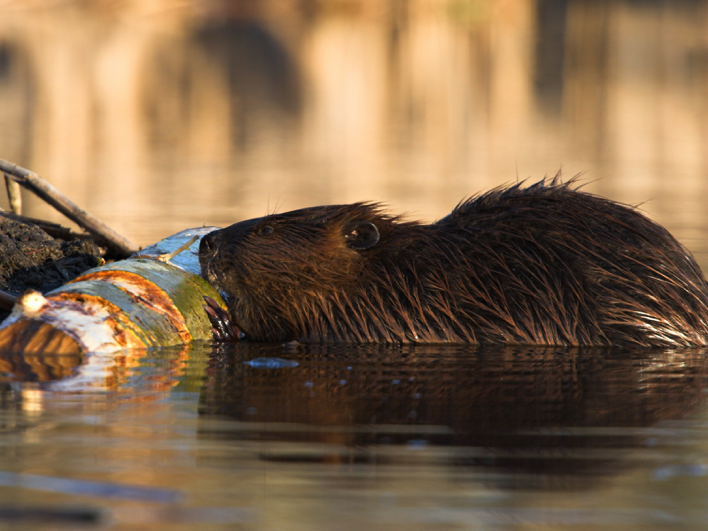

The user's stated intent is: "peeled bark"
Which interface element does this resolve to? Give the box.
[0,227,224,354]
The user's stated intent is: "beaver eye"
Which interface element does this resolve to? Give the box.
[344,221,379,250]
[258,225,274,236]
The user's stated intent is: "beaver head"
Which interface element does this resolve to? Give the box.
[199,203,423,342]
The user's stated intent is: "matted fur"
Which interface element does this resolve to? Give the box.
[199,178,708,347]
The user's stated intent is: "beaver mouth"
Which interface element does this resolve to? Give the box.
[200,257,250,341]
[203,295,248,342]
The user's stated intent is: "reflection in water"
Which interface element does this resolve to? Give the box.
[1,2,708,245]
[0,38,33,168]
[199,344,708,488]
[0,343,705,527]
[534,0,568,113]
[0,343,193,394]
[144,19,301,159]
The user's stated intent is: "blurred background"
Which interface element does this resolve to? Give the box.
[0,0,708,248]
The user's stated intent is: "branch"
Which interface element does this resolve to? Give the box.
[0,159,138,258]
[4,173,21,214]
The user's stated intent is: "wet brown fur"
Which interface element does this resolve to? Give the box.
[199,177,708,347]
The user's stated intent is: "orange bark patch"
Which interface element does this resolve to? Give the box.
[47,291,148,349]
[75,270,192,343]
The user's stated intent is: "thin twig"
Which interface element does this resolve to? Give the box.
[4,173,21,215]
[0,159,138,258]
[157,235,198,263]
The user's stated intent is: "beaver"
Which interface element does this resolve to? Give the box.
[199,178,708,347]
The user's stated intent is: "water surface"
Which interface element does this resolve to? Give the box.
[1,1,708,529]
[1,339,708,530]
[2,0,708,245]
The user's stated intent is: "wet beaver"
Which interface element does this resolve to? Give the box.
[199,179,708,347]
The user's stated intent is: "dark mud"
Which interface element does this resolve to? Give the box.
[0,215,102,320]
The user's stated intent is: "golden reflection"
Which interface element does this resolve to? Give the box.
[0,343,192,397]
[20,388,43,413]
[0,1,706,247]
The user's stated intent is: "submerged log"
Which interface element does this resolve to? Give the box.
[0,227,225,355]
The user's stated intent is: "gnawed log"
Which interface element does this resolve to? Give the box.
[0,227,225,355]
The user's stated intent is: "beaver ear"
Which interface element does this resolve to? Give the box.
[344,221,380,250]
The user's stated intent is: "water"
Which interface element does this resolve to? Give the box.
[0,341,707,530]
[2,1,708,528]
[1,1,708,246]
